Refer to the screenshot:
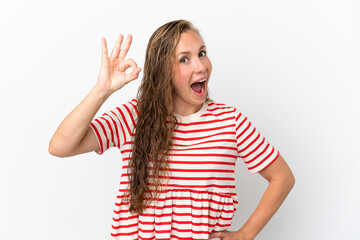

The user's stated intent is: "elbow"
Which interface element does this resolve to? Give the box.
[286,171,296,192]
[274,169,295,193]
[48,141,60,157]
[48,140,67,158]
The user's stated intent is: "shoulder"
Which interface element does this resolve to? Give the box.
[124,98,138,109]
[205,100,247,123]
[116,98,139,115]
[205,100,237,115]
[105,99,139,126]
[207,100,233,108]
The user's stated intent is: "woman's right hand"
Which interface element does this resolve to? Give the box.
[49,34,141,157]
[95,34,142,97]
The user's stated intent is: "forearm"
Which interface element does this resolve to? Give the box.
[49,86,109,156]
[238,175,295,239]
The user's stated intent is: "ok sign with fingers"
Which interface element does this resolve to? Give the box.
[96,34,142,97]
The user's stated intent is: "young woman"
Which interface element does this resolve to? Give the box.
[49,20,295,240]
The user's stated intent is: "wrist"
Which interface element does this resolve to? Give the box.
[236,228,255,240]
[91,85,112,101]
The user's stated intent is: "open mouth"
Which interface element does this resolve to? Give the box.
[190,79,206,94]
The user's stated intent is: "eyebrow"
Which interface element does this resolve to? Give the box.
[177,45,206,56]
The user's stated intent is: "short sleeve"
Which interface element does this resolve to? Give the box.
[234,108,279,173]
[89,99,138,155]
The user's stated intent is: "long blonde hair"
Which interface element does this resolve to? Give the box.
[123,19,210,215]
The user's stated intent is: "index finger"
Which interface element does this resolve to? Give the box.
[118,34,133,60]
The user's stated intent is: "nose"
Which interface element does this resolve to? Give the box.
[193,57,206,74]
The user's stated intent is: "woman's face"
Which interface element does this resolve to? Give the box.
[172,30,212,116]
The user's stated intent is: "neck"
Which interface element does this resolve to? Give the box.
[173,99,205,117]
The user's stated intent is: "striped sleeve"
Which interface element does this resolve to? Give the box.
[89,99,138,155]
[234,108,279,173]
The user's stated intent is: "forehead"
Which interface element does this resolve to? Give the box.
[176,31,205,53]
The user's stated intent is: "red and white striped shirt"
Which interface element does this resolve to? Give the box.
[90,99,279,240]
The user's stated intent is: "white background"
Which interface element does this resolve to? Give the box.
[1,0,359,239]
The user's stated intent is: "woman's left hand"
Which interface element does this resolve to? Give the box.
[209,230,252,240]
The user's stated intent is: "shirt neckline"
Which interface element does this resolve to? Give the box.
[174,100,209,122]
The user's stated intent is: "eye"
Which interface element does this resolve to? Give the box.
[180,57,188,63]
[199,50,207,57]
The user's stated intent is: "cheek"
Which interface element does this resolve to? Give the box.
[172,72,185,93]
[174,67,191,87]
[177,66,191,80]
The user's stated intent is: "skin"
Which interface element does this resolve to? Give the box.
[172,30,212,116]
[49,31,295,240]
[48,34,141,157]
[174,31,295,240]
[209,154,295,239]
